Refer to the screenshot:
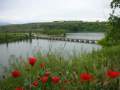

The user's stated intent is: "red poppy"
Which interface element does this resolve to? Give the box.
[106,70,120,78]
[15,87,24,90]
[40,76,48,84]
[32,80,39,87]
[40,63,45,68]
[44,71,51,77]
[12,70,21,78]
[51,76,60,84]
[80,73,92,81]
[28,56,37,66]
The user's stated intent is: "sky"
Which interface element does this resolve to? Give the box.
[0,0,111,24]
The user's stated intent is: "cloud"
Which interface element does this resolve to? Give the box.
[0,0,111,23]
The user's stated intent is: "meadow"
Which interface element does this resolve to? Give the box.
[0,45,120,90]
[0,20,119,90]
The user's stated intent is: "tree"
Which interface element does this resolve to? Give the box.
[105,0,120,45]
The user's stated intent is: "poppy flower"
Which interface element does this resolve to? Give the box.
[15,87,24,90]
[40,76,48,84]
[106,70,120,78]
[12,70,21,78]
[40,63,45,68]
[80,73,92,81]
[32,80,39,87]
[28,56,37,66]
[44,71,51,77]
[51,76,60,84]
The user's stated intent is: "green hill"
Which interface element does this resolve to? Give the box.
[0,21,109,33]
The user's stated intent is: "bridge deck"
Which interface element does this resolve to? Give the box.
[32,35,98,44]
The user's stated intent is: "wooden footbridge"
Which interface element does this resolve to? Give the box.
[32,35,98,44]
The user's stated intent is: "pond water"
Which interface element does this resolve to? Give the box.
[0,33,104,66]
[66,32,104,40]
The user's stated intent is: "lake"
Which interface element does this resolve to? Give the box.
[0,33,104,66]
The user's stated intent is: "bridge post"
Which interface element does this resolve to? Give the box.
[86,40,89,43]
[5,31,8,42]
[5,31,9,47]
[29,32,32,38]
[76,39,79,42]
[81,40,84,43]
[91,40,95,44]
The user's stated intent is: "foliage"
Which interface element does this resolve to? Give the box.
[0,45,120,90]
[0,21,109,34]
[111,0,120,8]
[0,33,29,43]
[41,29,65,35]
[100,0,120,46]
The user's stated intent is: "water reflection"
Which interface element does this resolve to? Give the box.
[0,33,104,66]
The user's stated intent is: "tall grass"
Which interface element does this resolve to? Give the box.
[0,45,120,90]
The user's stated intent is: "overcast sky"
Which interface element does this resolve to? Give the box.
[0,0,111,24]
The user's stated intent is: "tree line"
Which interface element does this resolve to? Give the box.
[0,21,109,33]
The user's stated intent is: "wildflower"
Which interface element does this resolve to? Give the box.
[12,70,21,78]
[40,76,48,84]
[44,71,51,77]
[40,63,45,68]
[28,56,37,66]
[106,70,120,78]
[51,76,60,84]
[80,73,92,81]
[15,87,24,90]
[32,80,39,87]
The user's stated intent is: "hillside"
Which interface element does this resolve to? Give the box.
[0,21,109,33]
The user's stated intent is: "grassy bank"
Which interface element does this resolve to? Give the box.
[0,33,29,43]
[0,45,120,90]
